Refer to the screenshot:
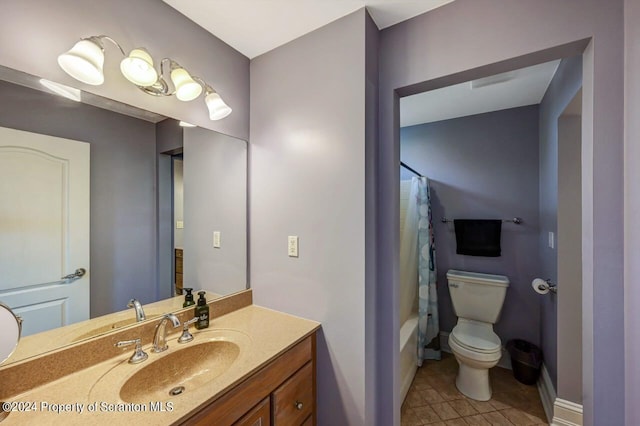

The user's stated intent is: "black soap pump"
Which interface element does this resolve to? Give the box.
[183,288,195,308]
[195,291,209,330]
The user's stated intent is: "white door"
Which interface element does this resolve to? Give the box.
[0,126,90,336]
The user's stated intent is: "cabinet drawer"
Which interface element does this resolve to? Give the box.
[235,397,270,426]
[272,362,313,425]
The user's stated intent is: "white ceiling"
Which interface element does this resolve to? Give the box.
[163,0,454,59]
[162,0,557,126]
[400,60,561,127]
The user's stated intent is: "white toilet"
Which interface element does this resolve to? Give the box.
[446,269,509,401]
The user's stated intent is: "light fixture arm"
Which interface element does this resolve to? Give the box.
[192,76,209,93]
[87,35,126,56]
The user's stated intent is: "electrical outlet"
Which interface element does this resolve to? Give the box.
[176,221,184,229]
[213,231,221,248]
[288,236,299,257]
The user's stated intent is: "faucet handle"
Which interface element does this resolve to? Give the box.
[115,338,148,364]
[178,317,198,344]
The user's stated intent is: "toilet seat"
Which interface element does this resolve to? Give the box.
[450,320,501,354]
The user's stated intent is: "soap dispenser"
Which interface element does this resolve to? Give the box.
[195,291,209,330]
[183,288,195,308]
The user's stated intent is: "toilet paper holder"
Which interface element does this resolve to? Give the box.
[533,278,557,294]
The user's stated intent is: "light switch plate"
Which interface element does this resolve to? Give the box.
[176,221,184,229]
[548,231,555,249]
[288,236,299,257]
[213,231,221,248]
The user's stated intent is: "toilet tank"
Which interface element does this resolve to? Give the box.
[446,269,509,324]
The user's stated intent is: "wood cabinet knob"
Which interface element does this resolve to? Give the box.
[294,401,303,410]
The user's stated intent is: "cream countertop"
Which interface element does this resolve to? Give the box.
[2,305,319,425]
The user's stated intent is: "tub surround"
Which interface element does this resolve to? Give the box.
[0,289,320,425]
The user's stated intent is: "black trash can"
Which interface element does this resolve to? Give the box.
[506,339,542,385]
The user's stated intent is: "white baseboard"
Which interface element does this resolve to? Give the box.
[537,363,556,423]
[552,398,583,426]
[536,363,583,426]
[439,332,512,369]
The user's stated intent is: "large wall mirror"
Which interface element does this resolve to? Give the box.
[0,65,248,365]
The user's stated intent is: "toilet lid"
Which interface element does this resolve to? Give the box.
[451,321,501,354]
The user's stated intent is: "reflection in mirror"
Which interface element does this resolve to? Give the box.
[0,66,247,365]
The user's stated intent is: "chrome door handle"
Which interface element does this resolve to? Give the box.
[62,268,86,281]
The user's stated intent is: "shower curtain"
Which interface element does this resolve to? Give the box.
[402,177,440,365]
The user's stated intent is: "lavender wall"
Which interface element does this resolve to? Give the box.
[0,0,249,140]
[379,2,624,424]
[0,80,158,317]
[401,106,541,348]
[538,55,582,394]
[364,11,380,425]
[183,127,247,296]
[250,10,369,425]
[624,0,640,423]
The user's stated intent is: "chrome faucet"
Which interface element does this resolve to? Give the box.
[152,313,181,353]
[127,299,146,322]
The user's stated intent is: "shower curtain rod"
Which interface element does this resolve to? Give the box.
[400,161,423,177]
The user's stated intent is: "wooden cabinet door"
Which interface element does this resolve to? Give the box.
[234,397,270,426]
[272,362,313,425]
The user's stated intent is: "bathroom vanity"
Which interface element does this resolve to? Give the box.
[0,290,319,425]
[182,335,315,425]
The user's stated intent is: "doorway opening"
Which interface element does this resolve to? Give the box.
[398,56,583,425]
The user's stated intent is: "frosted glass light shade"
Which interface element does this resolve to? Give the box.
[170,67,202,101]
[120,48,158,87]
[58,39,105,85]
[205,91,232,120]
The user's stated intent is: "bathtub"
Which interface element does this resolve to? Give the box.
[400,314,419,404]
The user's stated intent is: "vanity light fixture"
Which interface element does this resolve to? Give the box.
[58,35,232,120]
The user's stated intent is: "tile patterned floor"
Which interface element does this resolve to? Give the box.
[402,353,548,425]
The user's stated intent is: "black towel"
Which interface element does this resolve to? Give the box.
[454,219,502,257]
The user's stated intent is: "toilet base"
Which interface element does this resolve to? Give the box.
[455,361,492,401]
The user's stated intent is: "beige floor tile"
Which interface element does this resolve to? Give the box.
[500,391,532,411]
[488,393,512,410]
[481,411,514,425]
[430,373,457,390]
[523,408,548,424]
[406,389,429,408]
[438,383,465,401]
[500,408,538,425]
[401,409,424,426]
[431,402,461,421]
[409,357,548,426]
[414,376,435,390]
[421,388,445,404]
[465,397,496,414]
[462,414,492,425]
[413,405,442,424]
[448,399,478,417]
